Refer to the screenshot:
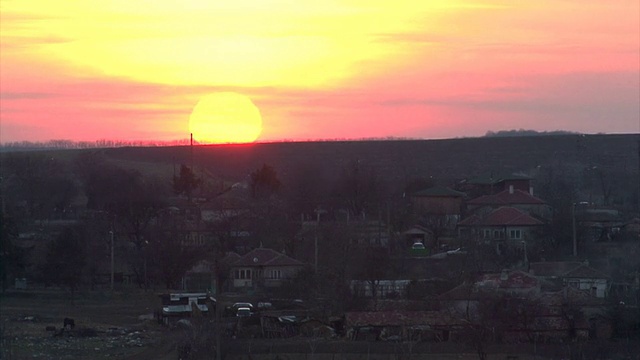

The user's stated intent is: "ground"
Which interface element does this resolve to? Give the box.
[0,289,180,360]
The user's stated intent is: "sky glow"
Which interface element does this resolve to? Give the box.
[1,0,638,143]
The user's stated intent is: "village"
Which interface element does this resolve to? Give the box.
[1,138,639,359]
[171,172,640,346]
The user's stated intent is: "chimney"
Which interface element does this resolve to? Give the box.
[529,186,534,196]
[509,185,514,194]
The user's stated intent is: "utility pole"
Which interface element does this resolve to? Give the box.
[572,203,577,257]
[572,202,589,257]
[110,230,115,291]
[313,207,326,273]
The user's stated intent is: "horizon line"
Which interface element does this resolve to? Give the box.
[2,130,634,152]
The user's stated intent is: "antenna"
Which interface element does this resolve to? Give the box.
[190,133,194,170]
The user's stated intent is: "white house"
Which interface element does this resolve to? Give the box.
[529,261,609,298]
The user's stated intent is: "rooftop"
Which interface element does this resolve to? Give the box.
[467,189,546,206]
[458,206,543,226]
[232,247,305,267]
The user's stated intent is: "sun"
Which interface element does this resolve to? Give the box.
[189,92,263,144]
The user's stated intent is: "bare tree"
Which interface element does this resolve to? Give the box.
[333,159,385,218]
[39,226,86,300]
[173,164,201,202]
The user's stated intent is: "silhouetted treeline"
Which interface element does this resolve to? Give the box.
[484,129,581,137]
[0,138,194,151]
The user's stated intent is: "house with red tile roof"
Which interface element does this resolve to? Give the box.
[229,247,305,290]
[457,172,533,198]
[437,270,541,325]
[457,206,545,251]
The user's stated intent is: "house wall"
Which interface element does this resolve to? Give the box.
[565,278,608,298]
[232,267,254,288]
[476,226,539,242]
[411,197,462,216]
[231,266,303,289]
[350,280,411,298]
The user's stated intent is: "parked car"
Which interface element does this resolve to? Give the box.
[232,302,254,311]
[236,307,252,317]
[223,302,255,317]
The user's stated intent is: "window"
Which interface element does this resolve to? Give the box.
[509,229,522,239]
[269,270,281,279]
[483,229,491,239]
[493,229,505,239]
[236,269,251,280]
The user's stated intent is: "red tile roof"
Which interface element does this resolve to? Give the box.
[232,247,305,267]
[467,189,546,206]
[439,271,539,300]
[538,287,606,307]
[458,207,543,226]
[481,270,539,290]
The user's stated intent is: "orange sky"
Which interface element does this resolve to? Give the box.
[1,0,639,144]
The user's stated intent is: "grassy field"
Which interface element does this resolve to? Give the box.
[0,289,180,360]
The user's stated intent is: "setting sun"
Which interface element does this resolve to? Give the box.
[188,92,263,144]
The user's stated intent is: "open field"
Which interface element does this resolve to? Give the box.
[0,289,178,360]
[103,134,639,184]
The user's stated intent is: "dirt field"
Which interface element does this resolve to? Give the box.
[0,289,181,360]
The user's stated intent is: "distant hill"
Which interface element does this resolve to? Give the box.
[95,134,638,194]
[3,134,638,200]
[1,133,638,214]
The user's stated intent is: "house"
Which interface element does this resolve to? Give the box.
[576,207,624,242]
[410,186,465,217]
[182,260,216,292]
[438,270,541,321]
[536,287,609,340]
[457,206,545,254]
[529,261,610,298]
[465,186,551,220]
[436,270,600,342]
[182,252,241,293]
[199,184,251,223]
[409,186,466,244]
[229,247,305,290]
[457,172,533,198]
